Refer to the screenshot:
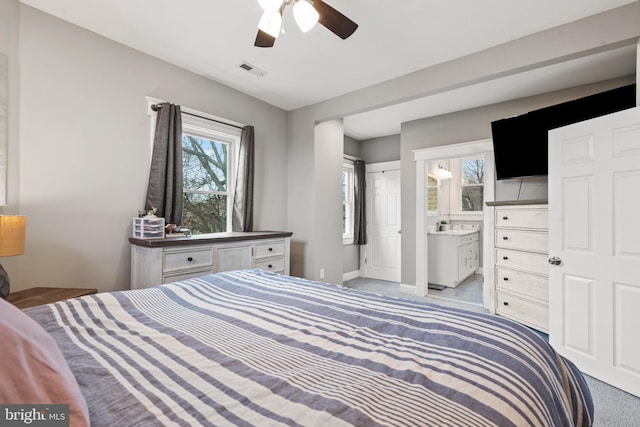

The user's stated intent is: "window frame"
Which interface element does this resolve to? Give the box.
[449,156,485,220]
[342,162,355,245]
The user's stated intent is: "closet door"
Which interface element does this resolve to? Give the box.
[364,167,401,282]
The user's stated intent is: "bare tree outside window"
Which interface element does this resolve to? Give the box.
[461,158,484,211]
[182,134,229,234]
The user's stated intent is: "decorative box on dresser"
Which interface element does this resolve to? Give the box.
[130,231,292,289]
[486,201,548,333]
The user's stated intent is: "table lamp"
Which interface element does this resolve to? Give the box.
[0,215,26,299]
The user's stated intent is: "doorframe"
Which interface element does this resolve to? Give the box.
[359,160,401,280]
[414,139,495,308]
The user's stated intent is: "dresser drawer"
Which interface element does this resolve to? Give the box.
[495,267,548,301]
[163,249,214,273]
[495,248,548,275]
[495,208,547,229]
[495,229,547,253]
[254,240,286,259]
[496,291,549,332]
[254,257,285,273]
[458,233,479,245]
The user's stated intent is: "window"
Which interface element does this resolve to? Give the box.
[426,173,439,214]
[181,114,240,234]
[460,157,484,212]
[342,163,354,244]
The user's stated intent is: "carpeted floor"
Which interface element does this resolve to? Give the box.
[343,277,640,426]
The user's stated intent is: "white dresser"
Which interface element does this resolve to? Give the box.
[428,231,479,288]
[487,202,548,332]
[130,231,292,289]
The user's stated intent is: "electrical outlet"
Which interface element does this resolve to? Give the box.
[320,268,325,279]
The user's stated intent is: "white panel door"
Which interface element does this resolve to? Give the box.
[364,169,401,282]
[548,107,640,397]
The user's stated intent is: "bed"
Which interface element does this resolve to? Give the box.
[6,269,593,426]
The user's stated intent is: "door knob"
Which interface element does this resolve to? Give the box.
[548,256,562,266]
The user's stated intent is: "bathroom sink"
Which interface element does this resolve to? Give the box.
[428,229,478,236]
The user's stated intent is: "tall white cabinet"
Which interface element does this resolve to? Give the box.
[486,202,548,332]
[130,231,292,289]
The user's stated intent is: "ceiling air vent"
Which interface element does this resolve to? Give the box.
[239,61,266,77]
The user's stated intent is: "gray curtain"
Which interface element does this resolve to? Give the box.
[145,102,183,225]
[232,125,255,232]
[353,160,367,245]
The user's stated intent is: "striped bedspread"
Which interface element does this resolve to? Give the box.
[27,270,593,426]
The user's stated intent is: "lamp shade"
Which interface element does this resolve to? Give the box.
[0,216,26,257]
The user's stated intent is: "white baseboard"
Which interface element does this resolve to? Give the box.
[343,270,360,282]
[399,283,418,295]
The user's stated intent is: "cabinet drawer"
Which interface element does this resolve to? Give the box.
[495,208,547,229]
[163,268,213,284]
[495,267,548,302]
[163,249,214,273]
[495,230,547,253]
[495,248,548,275]
[254,240,285,259]
[458,233,479,245]
[496,291,549,332]
[254,257,285,273]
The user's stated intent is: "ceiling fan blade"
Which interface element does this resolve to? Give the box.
[315,0,358,40]
[254,29,276,48]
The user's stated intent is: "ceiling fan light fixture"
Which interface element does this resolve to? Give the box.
[258,0,284,12]
[293,0,319,33]
[258,10,282,38]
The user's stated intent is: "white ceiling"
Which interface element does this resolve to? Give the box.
[19,0,638,140]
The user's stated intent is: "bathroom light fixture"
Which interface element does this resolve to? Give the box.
[432,164,453,180]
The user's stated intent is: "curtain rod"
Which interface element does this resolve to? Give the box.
[151,103,245,130]
[343,154,362,162]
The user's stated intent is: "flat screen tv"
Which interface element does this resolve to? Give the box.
[491,84,636,180]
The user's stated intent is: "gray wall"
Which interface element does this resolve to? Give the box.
[360,134,401,164]
[3,3,288,293]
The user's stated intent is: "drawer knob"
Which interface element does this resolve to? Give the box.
[187,257,194,262]
[502,236,508,240]
[548,256,562,266]
[503,301,509,306]
[503,277,509,281]
[268,264,273,268]
[268,247,273,252]
[502,256,508,260]
[503,216,508,220]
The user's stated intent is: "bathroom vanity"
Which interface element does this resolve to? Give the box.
[428,230,479,288]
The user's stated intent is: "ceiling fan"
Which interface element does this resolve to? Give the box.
[255,0,358,48]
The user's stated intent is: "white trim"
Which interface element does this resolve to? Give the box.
[413,139,495,308]
[399,283,417,295]
[343,270,360,282]
[366,160,401,173]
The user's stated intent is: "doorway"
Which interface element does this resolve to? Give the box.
[360,161,401,282]
[414,140,495,309]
